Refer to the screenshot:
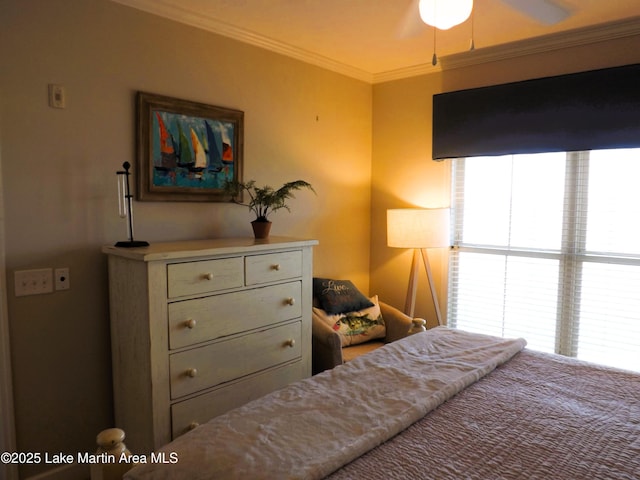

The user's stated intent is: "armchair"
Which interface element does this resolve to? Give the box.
[312,300,426,374]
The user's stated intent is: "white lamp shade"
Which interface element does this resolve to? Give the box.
[418,0,473,30]
[387,208,450,248]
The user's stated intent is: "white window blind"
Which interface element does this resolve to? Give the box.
[448,149,640,372]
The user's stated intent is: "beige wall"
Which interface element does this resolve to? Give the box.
[370,74,449,328]
[0,0,371,477]
[370,35,640,329]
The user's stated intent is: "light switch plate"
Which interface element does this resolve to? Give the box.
[48,84,66,109]
[15,268,54,296]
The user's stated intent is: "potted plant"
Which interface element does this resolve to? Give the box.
[223,179,315,238]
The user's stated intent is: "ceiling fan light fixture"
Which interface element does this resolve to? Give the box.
[418,0,473,30]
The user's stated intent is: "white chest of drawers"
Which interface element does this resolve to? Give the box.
[102,237,317,454]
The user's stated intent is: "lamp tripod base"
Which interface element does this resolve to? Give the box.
[115,240,150,248]
[404,248,443,326]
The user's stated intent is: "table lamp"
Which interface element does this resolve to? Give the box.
[387,208,450,325]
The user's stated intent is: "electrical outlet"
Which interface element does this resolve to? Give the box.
[55,267,70,291]
[14,268,54,296]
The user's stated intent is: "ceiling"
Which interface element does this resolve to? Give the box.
[112,0,640,82]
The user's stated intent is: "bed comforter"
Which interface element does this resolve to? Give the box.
[328,347,640,479]
[125,327,526,479]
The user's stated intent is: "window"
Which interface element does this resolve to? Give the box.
[448,149,640,372]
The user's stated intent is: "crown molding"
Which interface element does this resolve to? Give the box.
[375,16,640,83]
[373,63,441,84]
[439,16,640,71]
[112,0,640,85]
[110,0,373,83]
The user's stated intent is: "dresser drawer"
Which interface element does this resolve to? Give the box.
[169,321,301,399]
[171,361,303,438]
[168,281,302,349]
[167,257,244,298]
[245,250,302,285]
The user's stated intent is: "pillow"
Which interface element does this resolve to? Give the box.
[313,277,374,314]
[313,295,386,347]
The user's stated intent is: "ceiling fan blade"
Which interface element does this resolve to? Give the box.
[500,0,572,25]
[396,0,426,38]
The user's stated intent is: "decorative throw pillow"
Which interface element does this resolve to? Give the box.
[313,295,386,347]
[313,277,374,315]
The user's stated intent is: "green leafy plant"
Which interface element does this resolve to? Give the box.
[223,179,315,222]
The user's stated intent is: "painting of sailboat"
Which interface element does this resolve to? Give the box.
[154,112,176,172]
[137,91,244,201]
[189,128,207,177]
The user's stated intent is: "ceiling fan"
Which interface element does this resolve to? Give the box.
[399,0,573,64]
[400,0,572,35]
[499,0,572,25]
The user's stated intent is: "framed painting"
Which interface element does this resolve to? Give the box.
[136,91,244,201]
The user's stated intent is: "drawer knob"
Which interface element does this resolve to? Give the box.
[188,422,200,430]
[285,338,296,348]
[285,297,296,306]
[186,368,198,378]
[185,319,197,329]
[203,272,214,280]
[271,264,281,271]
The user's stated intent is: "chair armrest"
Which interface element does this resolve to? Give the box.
[311,311,343,374]
[380,302,426,343]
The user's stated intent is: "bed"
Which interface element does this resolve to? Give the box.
[123,327,640,479]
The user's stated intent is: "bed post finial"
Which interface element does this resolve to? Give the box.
[89,427,134,480]
[409,318,427,335]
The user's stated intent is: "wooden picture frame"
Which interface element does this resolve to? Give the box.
[136,91,244,202]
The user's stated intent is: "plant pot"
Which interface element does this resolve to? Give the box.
[251,220,272,239]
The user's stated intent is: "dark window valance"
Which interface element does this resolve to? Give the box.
[432,63,640,160]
